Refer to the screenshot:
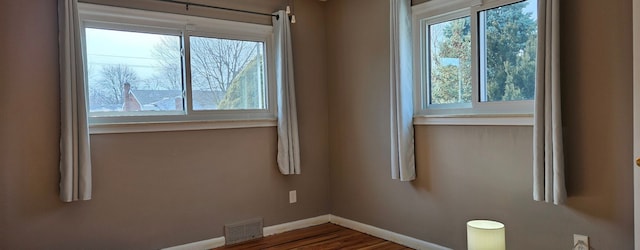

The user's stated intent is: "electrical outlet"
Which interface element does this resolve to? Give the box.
[289,190,297,203]
[573,234,589,250]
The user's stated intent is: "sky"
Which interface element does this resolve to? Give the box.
[85,28,180,80]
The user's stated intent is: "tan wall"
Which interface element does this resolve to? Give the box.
[1,0,635,249]
[326,0,633,249]
[0,1,329,249]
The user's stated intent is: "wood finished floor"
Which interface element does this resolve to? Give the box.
[213,223,414,250]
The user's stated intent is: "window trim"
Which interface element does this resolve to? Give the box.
[78,3,276,128]
[413,114,533,126]
[420,10,471,111]
[89,119,277,134]
[412,0,536,124]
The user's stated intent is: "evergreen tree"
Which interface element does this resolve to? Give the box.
[432,1,537,103]
[431,17,472,104]
[483,1,537,101]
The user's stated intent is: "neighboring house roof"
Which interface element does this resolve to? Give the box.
[132,90,181,107]
[89,89,224,112]
[131,89,223,111]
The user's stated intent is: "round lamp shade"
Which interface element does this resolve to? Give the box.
[467,220,505,250]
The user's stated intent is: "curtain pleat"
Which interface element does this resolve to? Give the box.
[273,11,300,175]
[59,0,92,202]
[390,0,416,181]
[533,0,565,205]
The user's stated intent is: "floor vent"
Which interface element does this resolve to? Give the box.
[224,217,264,245]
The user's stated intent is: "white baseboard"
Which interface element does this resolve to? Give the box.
[263,214,331,236]
[329,215,451,250]
[163,214,449,250]
[162,236,225,250]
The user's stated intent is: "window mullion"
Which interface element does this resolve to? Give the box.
[425,20,433,108]
[422,20,430,110]
[183,31,194,114]
[471,6,482,106]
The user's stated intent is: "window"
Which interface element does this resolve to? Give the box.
[479,1,537,102]
[85,28,183,114]
[188,36,266,111]
[79,3,275,125]
[428,16,471,107]
[414,0,538,117]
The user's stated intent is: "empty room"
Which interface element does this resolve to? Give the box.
[0,0,635,249]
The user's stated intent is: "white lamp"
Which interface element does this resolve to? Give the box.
[467,220,505,250]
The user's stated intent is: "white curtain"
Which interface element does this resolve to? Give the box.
[273,11,300,175]
[59,0,92,202]
[533,0,565,205]
[390,0,416,181]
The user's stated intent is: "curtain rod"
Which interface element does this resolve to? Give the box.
[155,0,279,18]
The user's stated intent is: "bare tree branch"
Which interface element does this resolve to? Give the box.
[98,64,139,104]
[155,36,259,106]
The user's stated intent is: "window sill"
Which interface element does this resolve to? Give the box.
[413,114,533,126]
[89,119,277,134]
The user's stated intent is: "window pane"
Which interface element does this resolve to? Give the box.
[85,28,183,114]
[428,17,472,105]
[479,0,537,102]
[189,37,266,110]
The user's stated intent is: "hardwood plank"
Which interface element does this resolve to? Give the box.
[271,229,364,249]
[219,224,341,250]
[213,223,413,250]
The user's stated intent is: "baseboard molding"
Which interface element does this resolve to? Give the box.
[263,214,331,236]
[329,215,451,250]
[163,214,449,250]
[162,236,226,250]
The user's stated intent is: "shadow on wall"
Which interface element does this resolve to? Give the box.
[559,0,633,221]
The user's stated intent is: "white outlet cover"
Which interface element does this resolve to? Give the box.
[289,190,297,203]
[573,234,589,250]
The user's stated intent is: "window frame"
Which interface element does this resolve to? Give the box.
[78,3,277,128]
[412,0,536,122]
